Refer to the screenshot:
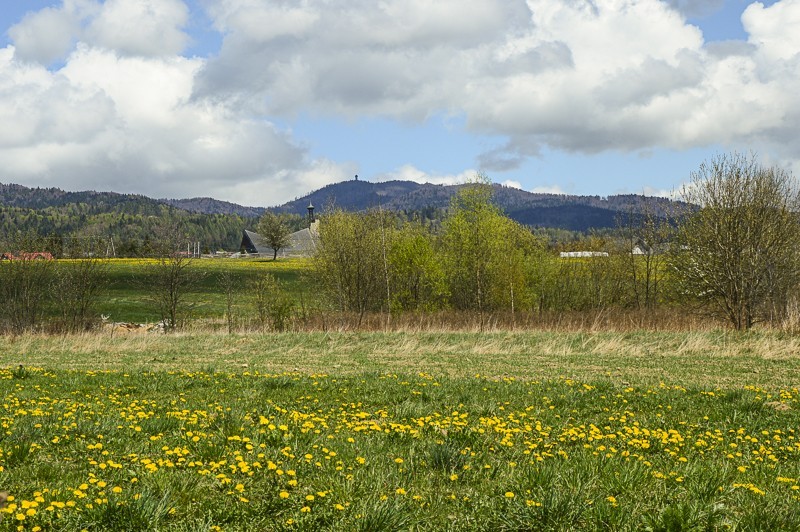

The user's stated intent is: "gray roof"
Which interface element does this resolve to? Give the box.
[242,221,319,257]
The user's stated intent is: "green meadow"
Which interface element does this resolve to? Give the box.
[1,331,799,531]
[97,258,312,324]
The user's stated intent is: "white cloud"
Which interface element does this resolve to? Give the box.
[530,184,567,195]
[195,0,800,170]
[9,0,190,62]
[642,186,680,199]
[7,6,81,64]
[3,0,800,204]
[85,0,190,57]
[501,180,523,189]
[219,158,355,208]
[373,165,475,186]
[0,43,311,202]
[743,0,800,62]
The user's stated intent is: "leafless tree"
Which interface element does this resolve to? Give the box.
[671,152,800,330]
[0,232,55,334]
[145,221,204,331]
[52,236,109,332]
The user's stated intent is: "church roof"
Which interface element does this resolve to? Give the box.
[240,221,319,257]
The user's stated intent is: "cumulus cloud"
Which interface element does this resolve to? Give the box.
[530,184,568,195]
[7,5,82,64]
[4,0,800,204]
[84,0,190,57]
[642,185,680,199]
[373,165,476,186]
[0,42,314,202]
[195,0,800,168]
[8,0,190,62]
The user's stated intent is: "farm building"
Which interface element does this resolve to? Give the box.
[0,252,54,261]
[559,251,609,258]
[240,220,320,258]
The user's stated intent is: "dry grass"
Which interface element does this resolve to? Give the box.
[284,308,715,333]
[3,328,800,390]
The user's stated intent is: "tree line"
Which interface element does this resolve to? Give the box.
[0,202,254,255]
[1,153,798,333]
[310,154,800,331]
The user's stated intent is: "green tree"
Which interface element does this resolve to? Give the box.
[313,209,388,324]
[440,177,500,314]
[252,272,294,332]
[388,222,448,312]
[440,175,543,320]
[257,212,293,260]
[671,152,800,330]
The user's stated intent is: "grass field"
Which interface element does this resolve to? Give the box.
[1,331,800,530]
[98,258,312,323]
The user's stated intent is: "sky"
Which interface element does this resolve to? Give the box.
[0,0,797,208]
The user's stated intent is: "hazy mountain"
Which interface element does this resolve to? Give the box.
[2,179,682,235]
[274,180,433,213]
[0,182,161,211]
[273,179,680,231]
[163,197,266,218]
[0,182,255,253]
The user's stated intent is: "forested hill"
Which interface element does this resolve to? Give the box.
[0,183,256,255]
[274,180,680,231]
[162,197,266,218]
[1,180,681,253]
[0,182,161,211]
[0,183,264,218]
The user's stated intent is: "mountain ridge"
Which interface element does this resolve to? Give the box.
[1,180,680,232]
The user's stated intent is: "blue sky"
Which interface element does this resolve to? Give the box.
[0,0,796,207]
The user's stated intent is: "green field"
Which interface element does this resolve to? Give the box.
[98,258,312,323]
[1,331,799,530]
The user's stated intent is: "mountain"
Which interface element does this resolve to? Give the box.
[163,197,266,218]
[274,180,433,213]
[272,179,681,231]
[0,182,256,254]
[0,182,163,212]
[1,180,683,242]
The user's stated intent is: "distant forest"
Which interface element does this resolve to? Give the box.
[0,183,254,255]
[0,180,681,256]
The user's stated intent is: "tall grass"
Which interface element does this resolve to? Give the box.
[3,329,800,389]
